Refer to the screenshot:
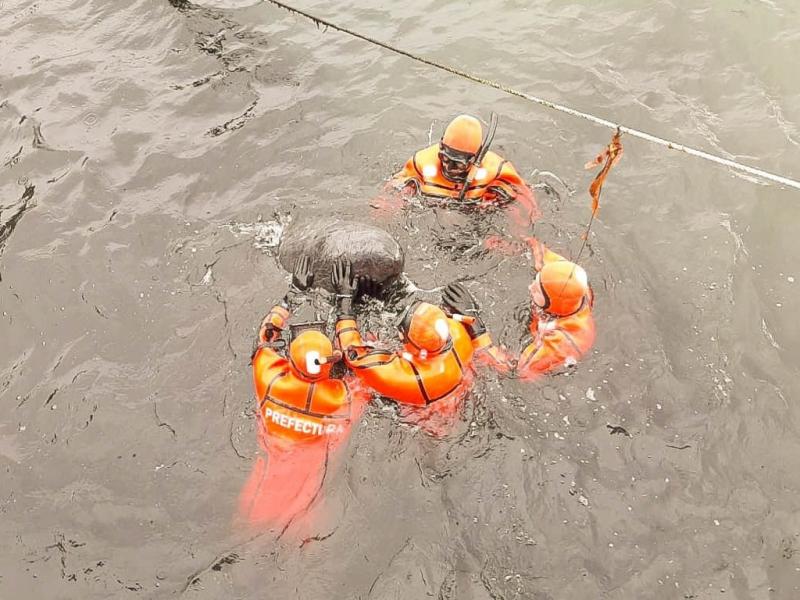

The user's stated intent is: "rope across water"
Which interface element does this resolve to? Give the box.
[263,0,800,192]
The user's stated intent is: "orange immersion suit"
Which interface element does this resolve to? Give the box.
[252,305,354,443]
[517,240,596,380]
[241,304,367,527]
[337,309,506,437]
[334,314,473,406]
[391,143,540,226]
[335,311,506,407]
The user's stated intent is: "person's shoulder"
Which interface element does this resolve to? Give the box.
[556,303,595,332]
[483,149,505,165]
[415,143,440,162]
[478,150,513,181]
[399,143,439,180]
[480,149,523,178]
[253,346,287,369]
[406,144,439,180]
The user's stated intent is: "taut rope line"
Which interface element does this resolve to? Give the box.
[263,0,800,192]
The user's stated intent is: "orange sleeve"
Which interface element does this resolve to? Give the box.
[337,323,423,406]
[335,317,364,350]
[336,318,413,398]
[336,315,395,371]
[480,161,538,236]
[524,238,566,271]
[471,332,514,375]
[252,304,290,366]
[348,353,422,406]
[259,304,290,343]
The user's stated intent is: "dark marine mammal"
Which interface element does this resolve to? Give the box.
[278,218,404,292]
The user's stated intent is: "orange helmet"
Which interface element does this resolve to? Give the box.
[397,301,451,356]
[441,115,483,155]
[288,329,334,381]
[533,260,589,317]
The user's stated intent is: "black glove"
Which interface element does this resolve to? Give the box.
[442,282,486,339]
[331,257,357,317]
[356,275,382,301]
[292,255,314,291]
[442,282,479,317]
[283,255,314,308]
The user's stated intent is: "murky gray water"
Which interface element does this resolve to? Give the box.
[2,0,800,598]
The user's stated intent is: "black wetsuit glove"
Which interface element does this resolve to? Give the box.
[357,275,382,301]
[283,255,314,309]
[331,257,357,318]
[442,282,487,338]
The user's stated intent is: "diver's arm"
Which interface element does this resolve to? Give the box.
[251,303,290,371]
[441,281,492,346]
[460,318,514,374]
[331,254,377,360]
[258,304,290,344]
[254,254,314,358]
[337,327,421,404]
[524,237,567,272]
[331,256,358,320]
[255,253,314,346]
[335,316,398,370]
[250,307,289,398]
[485,161,540,237]
[280,254,314,309]
[346,350,424,406]
[440,282,513,374]
[335,316,365,352]
[471,332,514,374]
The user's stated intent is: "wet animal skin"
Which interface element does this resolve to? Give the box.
[278,218,405,292]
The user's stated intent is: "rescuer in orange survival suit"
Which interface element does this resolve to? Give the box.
[331,257,510,435]
[516,239,596,380]
[390,114,539,237]
[239,255,369,527]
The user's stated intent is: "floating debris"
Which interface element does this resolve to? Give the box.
[606,424,631,437]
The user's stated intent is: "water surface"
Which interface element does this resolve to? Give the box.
[2,0,800,597]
